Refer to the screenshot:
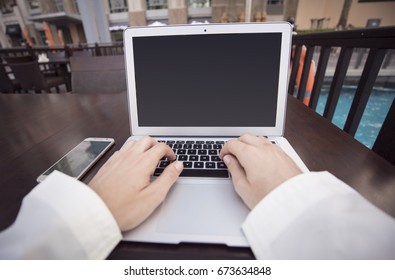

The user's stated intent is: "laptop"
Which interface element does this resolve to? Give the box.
[122,22,308,247]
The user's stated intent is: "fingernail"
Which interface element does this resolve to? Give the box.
[223,155,231,165]
[174,161,184,172]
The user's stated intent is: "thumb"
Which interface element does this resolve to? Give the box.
[149,161,183,200]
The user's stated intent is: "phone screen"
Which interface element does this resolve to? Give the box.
[42,140,113,178]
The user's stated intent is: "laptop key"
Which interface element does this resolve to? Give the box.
[159,161,170,168]
[154,168,229,178]
[178,155,188,161]
[211,156,221,161]
[194,162,204,168]
[181,169,229,178]
[189,155,199,161]
[201,155,210,161]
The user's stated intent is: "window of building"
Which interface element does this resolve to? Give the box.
[147,0,168,10]
[74,0,79,13]
[38,30,47,46]
[267,0,284,4]
[54,0,65,12]
[109,0,128,13]
[267,0,284,15]
[188,0,211,8]
[0,0,16,14]
[27,0,39,9]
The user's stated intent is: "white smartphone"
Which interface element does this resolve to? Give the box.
[37,137,115,182]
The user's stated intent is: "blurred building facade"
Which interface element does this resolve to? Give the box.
[0,0,85,47]
[295,0,395,31]
[1,0,395,47]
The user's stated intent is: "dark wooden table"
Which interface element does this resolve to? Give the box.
[1,92,394,259]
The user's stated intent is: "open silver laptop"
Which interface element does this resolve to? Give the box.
[122,22,308,247]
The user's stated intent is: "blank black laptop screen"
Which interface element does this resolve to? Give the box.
[132,33,282,127]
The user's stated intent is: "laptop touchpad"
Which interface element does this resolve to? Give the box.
[156,180,249,236]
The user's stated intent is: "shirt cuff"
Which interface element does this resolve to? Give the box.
[241,171,355,259]
[31,171,122,259]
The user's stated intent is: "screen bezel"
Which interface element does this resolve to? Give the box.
[124,22,292,137]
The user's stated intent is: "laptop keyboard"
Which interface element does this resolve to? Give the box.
[154,140,229,178]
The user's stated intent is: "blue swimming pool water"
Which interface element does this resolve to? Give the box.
[315,85,395,149]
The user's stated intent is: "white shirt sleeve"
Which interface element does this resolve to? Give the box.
[242,171,395,259]
[0,171,122,259]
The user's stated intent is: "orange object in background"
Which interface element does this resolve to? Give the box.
[57,29,65,47]
[291,46,315,106]
[42,21,55,48]
[22,28,33,47]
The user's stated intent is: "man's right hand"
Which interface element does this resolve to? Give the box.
[220,133,302,210]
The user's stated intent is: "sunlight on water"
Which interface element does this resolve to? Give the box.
[315,85,395,149]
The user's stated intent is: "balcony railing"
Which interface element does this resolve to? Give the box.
[290,26,395,164]
[0,42,124,60]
